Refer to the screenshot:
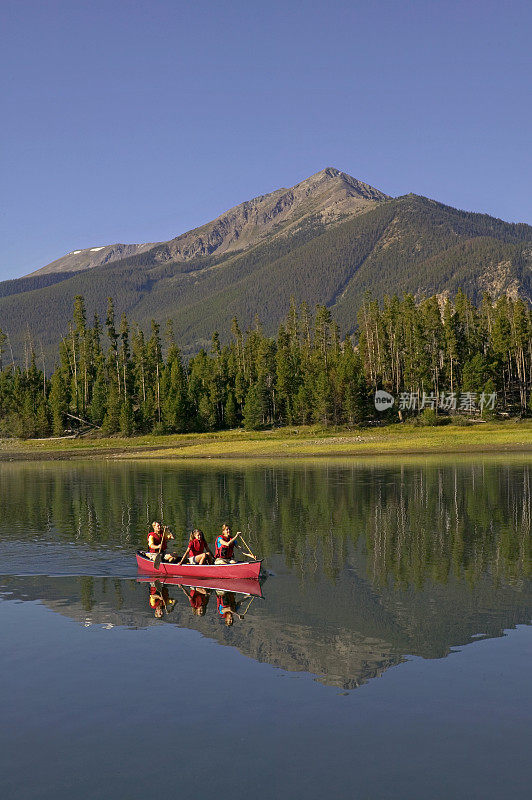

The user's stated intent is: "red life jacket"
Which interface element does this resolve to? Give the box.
[189,590,204,609]
[215,535,234,560]
[188,537,206,558]
[148,531,167,553]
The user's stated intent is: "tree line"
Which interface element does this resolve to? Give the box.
[0,289,530,438]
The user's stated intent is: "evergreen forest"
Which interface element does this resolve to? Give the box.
[0,289,530,439]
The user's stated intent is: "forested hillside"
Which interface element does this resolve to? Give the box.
[1,171,531,365]
[0,289,529,440]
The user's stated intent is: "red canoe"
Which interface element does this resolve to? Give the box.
[136,550,262,580]
[136,574,263,597]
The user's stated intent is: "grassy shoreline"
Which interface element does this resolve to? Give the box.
[0,421,531,461]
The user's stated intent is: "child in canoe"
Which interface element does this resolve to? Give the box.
[214,523,242,564]
[183,586,211,616]
[179,529,214,566]
[147,521,175,562]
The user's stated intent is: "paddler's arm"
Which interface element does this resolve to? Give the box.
[178,543,192,565]
[159,529,175,550]
[163,527,175,542]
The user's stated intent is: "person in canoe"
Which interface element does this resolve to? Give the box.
[179,529,214,566]
[216,590,237,625]
[214,523,243,564]
[148,582,176,618]
[146,521,176,562]
[215,590,253,626]
[182,585,211,616]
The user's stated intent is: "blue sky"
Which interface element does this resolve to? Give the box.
[2,0,531,279]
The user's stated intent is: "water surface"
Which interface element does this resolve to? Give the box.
[0,458,530,798]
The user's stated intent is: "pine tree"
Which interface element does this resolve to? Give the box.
[147,320,163,430]
[225,391,238,428]
[119,397,134,436]
[49,369,67,435]
[161,345,190,432]
[243,384,263,430]
[102,381,120,435]
[35,397,50,437]
[443,299,459,395]
[106,297,121,397]
[89,365,107,427]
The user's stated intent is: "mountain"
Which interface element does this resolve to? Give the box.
[2,563,531,690]
[1,167,531,363]
[25,242,159,277]
[26,168,388,278]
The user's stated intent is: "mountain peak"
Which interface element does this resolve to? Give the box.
[26,168,388,277]
[154,167,388,263]
[295,167,389,203]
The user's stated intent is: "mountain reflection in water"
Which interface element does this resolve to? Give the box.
[0,459,530,690]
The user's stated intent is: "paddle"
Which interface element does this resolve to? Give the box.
[153,527,167,570]
[237,532,257,561]
[178,584,191,599]
[237,595,255,619]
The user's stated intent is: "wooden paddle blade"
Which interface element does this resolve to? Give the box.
[153,552,162,570]
[238,533,257,560]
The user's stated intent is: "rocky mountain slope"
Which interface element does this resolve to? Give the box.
[1,167,530,362]
[26,242,158,276]
[26,168,387,277]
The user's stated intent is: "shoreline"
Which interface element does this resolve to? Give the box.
[0,421,531,461]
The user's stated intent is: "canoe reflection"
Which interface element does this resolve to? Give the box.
[137,574,264,598]
[138,575,263,620]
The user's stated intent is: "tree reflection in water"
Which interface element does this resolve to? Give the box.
[0,459,529,588]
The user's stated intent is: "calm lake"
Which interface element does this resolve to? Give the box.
[1,457,531,799]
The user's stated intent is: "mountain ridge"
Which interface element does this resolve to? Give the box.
[1,167,531,363]
[26,167,388,278]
